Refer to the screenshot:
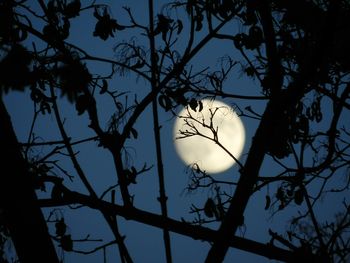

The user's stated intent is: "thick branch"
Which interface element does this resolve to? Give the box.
[148,1,173,262]
[38,189,300,262]
[0,99,59,263]
[205,1,340,262]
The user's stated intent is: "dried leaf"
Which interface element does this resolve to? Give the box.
[158,95,172,111]
[177,19,183,34]
[264,195,271,210]
[189,98,198,112]
[64,0,81,18]
[204,198,216,218]
[198,100,203,112]
[61,235,73,251]
[294,188,304,205]
[75,94,90,115]
[55,219,66,237]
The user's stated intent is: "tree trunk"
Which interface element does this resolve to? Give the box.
[0,98,59,263]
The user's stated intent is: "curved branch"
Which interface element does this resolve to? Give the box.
[37,185,312,262]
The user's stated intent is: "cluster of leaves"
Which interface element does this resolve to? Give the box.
[207,0,241,19]
[43,0,81,42]
[275,182,304,210]
[0,45,34,93]
[186,0,241,27]
[264,90,325,159]
[55,218,73,252]
[233,26,263,51]
[54,55,92,103]
[93,7,125,40]
[203,197,225,221]
[290,95,323,144]
[158,88,187,112]
[0,2,33,93]
[274,0,350,72]
[28,163,52,191]
[0,0,27,45]
[75,93,92,115]
[0,0,94,108]
[185,1,204,31]
[153,15,174,41]
[158,83,205,113]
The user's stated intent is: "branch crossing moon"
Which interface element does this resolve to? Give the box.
[173,99,245,173]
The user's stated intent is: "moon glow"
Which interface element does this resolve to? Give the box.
[173,99,245,174]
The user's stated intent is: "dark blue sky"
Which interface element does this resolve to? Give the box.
[3,1,349,262]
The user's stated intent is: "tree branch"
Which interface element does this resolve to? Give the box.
[148,1,173,262]
[37,187,311,262]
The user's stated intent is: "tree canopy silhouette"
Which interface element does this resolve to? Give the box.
[0,0,349,262]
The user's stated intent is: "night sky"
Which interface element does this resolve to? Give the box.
[3,1,349,262]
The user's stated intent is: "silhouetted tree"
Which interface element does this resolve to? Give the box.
[0,0,349,262]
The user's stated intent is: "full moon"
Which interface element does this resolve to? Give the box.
[173,99,245,174]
